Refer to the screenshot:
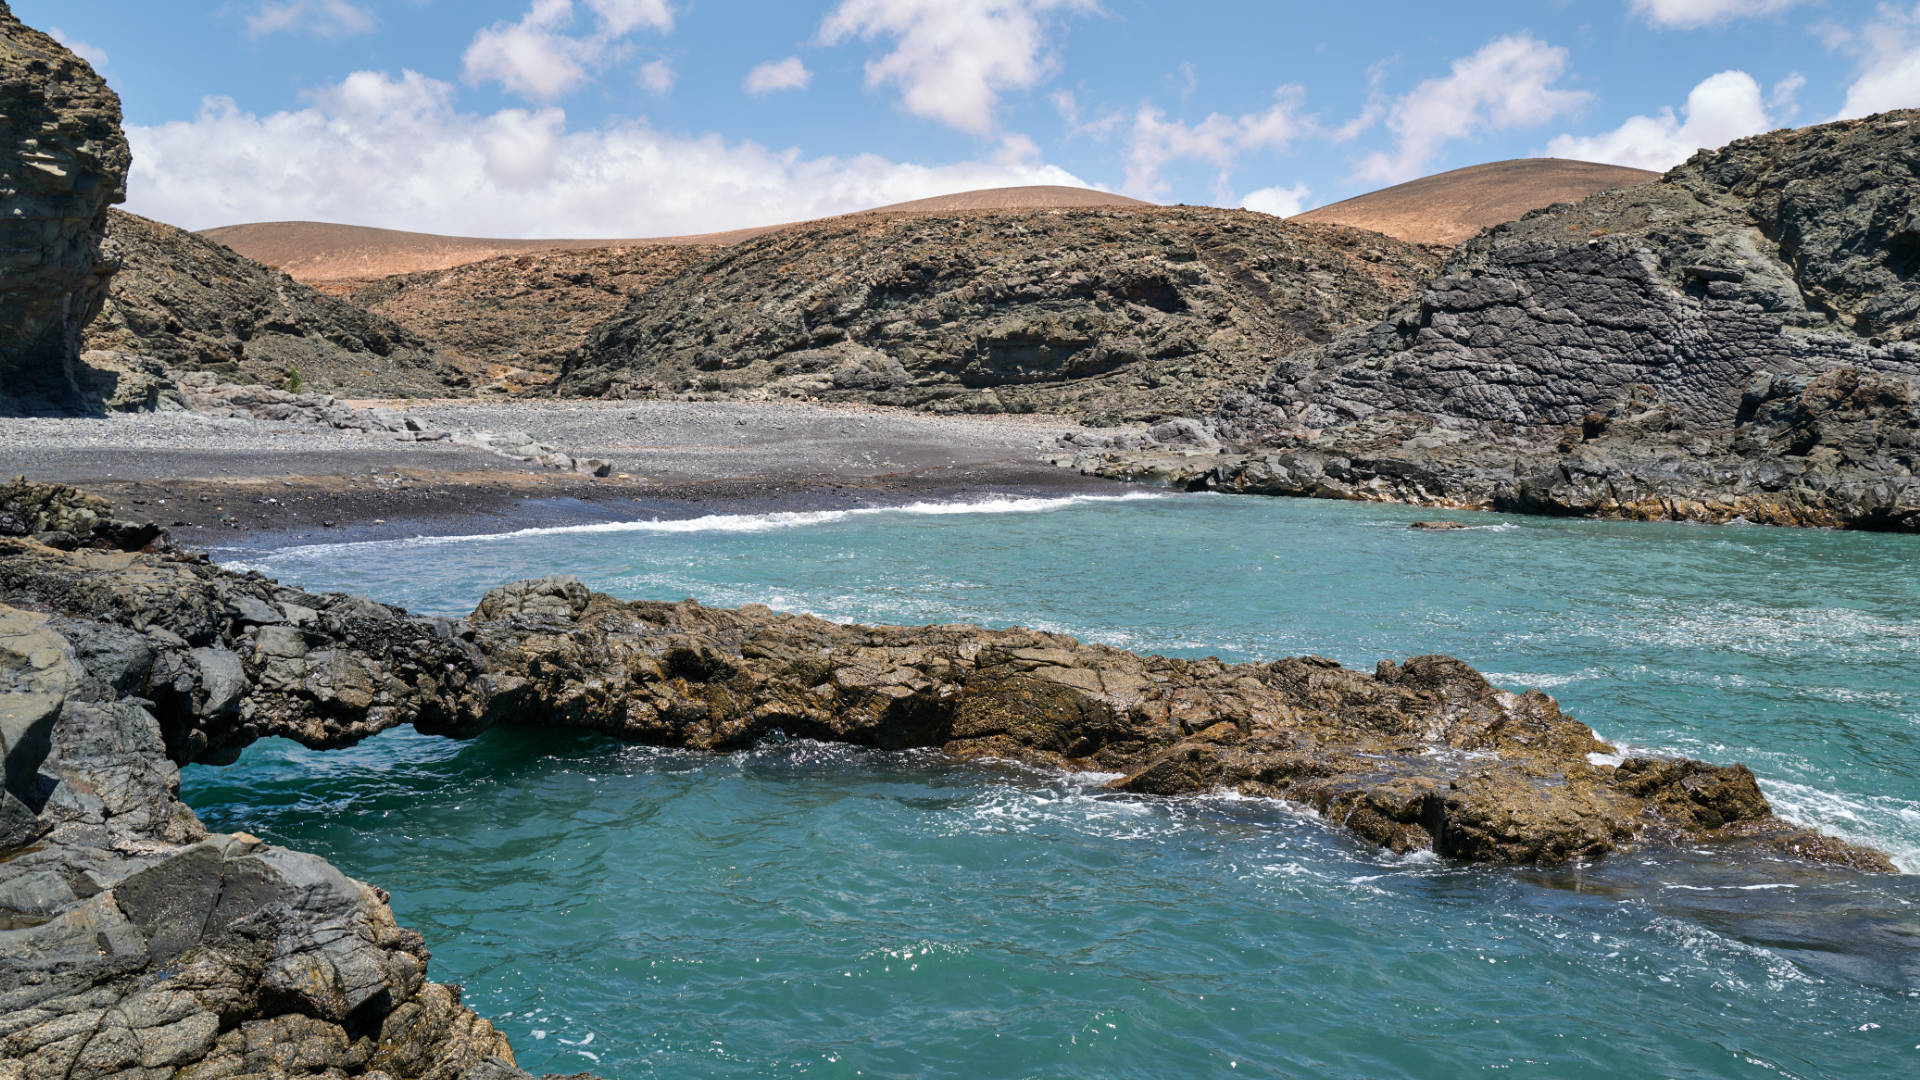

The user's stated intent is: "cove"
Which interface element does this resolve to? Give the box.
[191,494,1920,1078]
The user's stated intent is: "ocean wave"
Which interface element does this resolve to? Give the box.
[234,491,1171,561]
[1754,779,1920,874]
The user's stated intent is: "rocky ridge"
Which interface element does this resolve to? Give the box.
[0,3,129,413]
[1073,111,1920,529]
[0,480,1894,1076]
[557,208,1444,423]
[82,211,477,399]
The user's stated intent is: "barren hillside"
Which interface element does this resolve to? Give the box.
[1290,158,1658,246]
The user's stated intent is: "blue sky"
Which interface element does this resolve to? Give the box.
[23,0,1916,237]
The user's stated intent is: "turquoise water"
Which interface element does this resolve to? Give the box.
[188,494,1920,1078]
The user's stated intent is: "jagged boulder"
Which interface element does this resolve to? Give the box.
[0,1,130,413]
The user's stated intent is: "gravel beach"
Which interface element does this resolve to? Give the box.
[0,399,1125,545]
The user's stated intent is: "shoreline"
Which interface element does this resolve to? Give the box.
[0,397,1134,548]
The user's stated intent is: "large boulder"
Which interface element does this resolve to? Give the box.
[0,1,130,413]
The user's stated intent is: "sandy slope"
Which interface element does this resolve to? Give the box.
[1290,159,1658,246]
[201,185,1151,286]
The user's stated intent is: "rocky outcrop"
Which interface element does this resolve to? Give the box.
[0,2,130,413]
[82,211,479,398]
[0,480,1893,1075]
[350,244,720,390]
[1070,365,1920,530]
[1079,112,1920,529]
[557,208,1443,423]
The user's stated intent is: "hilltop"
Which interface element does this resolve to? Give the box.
[1290,158,1657,246]
[202,185,1150,289]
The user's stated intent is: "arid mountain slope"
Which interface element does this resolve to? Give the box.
[1291,158,1657,246]
[557,207,1444,422]
[84,210,475,396]
[349,244,721,383]
[202,185,1149,287]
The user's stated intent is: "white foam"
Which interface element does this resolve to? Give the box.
[237,491,1170,560]
[1756,779,1920,874]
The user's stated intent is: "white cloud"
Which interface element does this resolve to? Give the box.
[123,69,1095,237]
[1833,4,1920,118]
[584,0,674,35]
[1357,34,1590,184]
[1241,183,1311,218]
[1123,87,1308,200]
[243,0,376,39]
[638,59,676,95]
[820,0,1100,135]
[47,26,108,69]
[1629,0,1807,29]
[1546,70,1773,170]
[463,0,675,102]
[744,57,812,94]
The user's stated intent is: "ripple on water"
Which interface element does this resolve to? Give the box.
[192,495,1920,1077]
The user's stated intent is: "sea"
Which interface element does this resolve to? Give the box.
[187,492,1920,1078]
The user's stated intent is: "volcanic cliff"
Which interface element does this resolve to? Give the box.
[1074,111,1920,530]
[0,3,128,413]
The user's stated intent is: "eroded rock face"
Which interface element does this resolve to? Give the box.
[0,482,1894,1077]
[558,209,1443,423]
[1070,112,1920,529]
[83,210,479,398]
[1235,111,1920,434]
[0,2,130,412]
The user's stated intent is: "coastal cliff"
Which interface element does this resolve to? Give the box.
[0,2,128,413]
[1074,111,1920,530]
[0,479,1895,1077]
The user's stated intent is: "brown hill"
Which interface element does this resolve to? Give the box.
[1290,159,1658,246]
[200,185,1150,288]
[557,206,1446,423]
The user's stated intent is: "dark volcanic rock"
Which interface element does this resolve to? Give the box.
[557,208,1444,423]
[83,210,480,397]
[1078,111,1920,530]
[1240,112,1920,434]
[0,2,129,413]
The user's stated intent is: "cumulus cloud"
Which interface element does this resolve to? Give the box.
[1833,3,1920,118]
[638,59,675,95]
[1124,87,1308,200]
[463,0,674,102]
[744,57,812,94]
[47,26,108,69]
[820,0,1100,135]
[585,0,674,35]
[1241,183,1311,218]
[1628,0,1807,29]
[123,69,1094,237]
[1357,34,1590,184]
[243,0,376,39]
[1546,70,1775,170]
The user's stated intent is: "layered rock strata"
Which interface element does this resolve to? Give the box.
[1079,112,1920,529]
[557,209,1444,423]
[0,3,129,413]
